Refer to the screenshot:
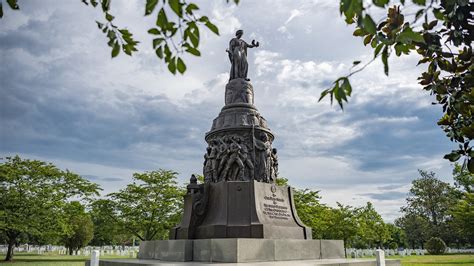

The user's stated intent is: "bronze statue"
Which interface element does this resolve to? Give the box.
[227,30,259,81]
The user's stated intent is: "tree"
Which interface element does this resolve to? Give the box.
[324,203,359,257]
[395,213,430,249]
[0,156,100,261]
[398,169,460,246]
[402,170,457,227]
[1,0,239,75]
[425,237,447,254]
[319,0,473,172]
[450,163,474,245]
[450,192,474,245]
[61,201,94,255]
[385,223,408,249]
[453,163,474,193]
[355,202,390,248]
[89,199,132,247]
[108,170,185,241]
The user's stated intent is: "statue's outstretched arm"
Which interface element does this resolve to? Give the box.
[248,39,260,48]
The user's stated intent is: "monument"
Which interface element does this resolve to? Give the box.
[88,30,400,265]
[138,30,342,262]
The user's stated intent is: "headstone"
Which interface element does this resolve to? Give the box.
[90,250,99,266]
[376,249,385,266]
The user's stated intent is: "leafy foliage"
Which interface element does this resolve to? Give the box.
[60,201,94,255]
[0,155,100,261]
[397,168,474,247]
[89,199,132,246]
[80,0,233,74]
[425,237,447,255]
[450,192,474,244]
[107,170,185,241]
[453,162,474,193]
[395,213,430,249]
[321,0,473,172]
[401,170,457,226]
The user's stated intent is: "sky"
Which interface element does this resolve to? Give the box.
[0,0,456,222]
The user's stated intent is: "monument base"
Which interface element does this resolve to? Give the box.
[137,239,343,262]
[86,258,401,266]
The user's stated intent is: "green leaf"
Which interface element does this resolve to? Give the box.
[156,8,168,28]
[185,46,201,56]
[398,27,425,44]
[363,35,373,46]
[412,0,426,6]
[381,46,389,76]
[168,0,182,17]
[145,0,159,15]
[372,0,389,7]
[341,78,352,97]
[153,38,164,48]
[374,43,384,58]
[155,47,163,59]
[101,0,110,12]
[123,44,132,56]
[444,151,461,162]
[186,23,200,47]
[353,28,366,36]
[168,57,177,74]
[111,42,120,58]
[96,21,104,29]
[433,8,444,20]
[177,57,186,74]
[468,158,474,173]
[362,15,377,35]
[105,13,114,22]
[6,0,19,9]
[148,28,160,35]
[185,3,199,14]
[415,9,424,22]
[318,89,330,102]
[205,21,219,35]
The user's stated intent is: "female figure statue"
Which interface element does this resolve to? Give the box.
[227,30,259,81]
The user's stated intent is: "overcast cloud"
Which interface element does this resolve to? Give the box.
[0,0,455,222]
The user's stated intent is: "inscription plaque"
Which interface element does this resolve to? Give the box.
[255,182,297,226]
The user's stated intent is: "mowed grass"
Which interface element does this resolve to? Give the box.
[0,252,133,266]
[0,253,472,265]
[400,254,474,266]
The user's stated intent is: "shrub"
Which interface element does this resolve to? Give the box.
[388,242,398,250]
[425,237,447,255]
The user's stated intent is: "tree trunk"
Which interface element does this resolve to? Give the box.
[5,239,15,261]
[5,232,18,261]
[68,247,73,255]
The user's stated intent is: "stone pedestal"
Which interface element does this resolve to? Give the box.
[170,181,312,240]
[138,239,343,263]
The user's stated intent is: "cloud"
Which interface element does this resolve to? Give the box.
[0,0,456,222]
[285,9,303,24]
[82,175,123,182]
[360,191,408,201]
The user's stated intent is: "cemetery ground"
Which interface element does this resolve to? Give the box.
[0,253,473,266]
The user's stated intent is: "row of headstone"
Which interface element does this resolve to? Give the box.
[347,248,427,258]
[347,247,474,258]
[0,245,139,257]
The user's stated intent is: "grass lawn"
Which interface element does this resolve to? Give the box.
[0,253,133,266]
[0,253,472,265]
[399,254,474,266]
